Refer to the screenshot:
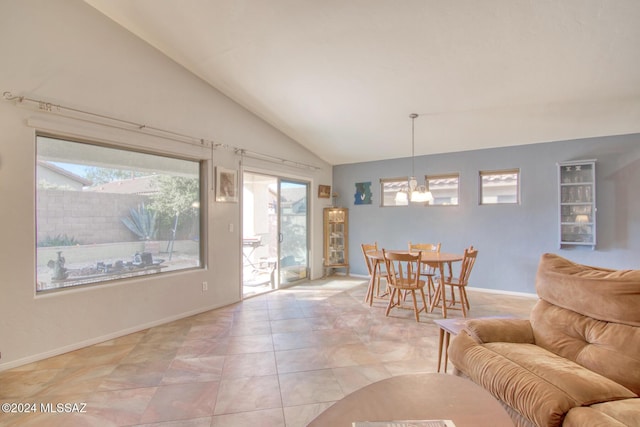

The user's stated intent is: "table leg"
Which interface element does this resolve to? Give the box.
[430,262,448,318]
[437,328,445,372]
[444,331,451,373]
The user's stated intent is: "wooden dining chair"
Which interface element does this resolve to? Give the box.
[382,249,429,322]
[408,242,441,305]
[361,242,387,299]
[433,246,477,317]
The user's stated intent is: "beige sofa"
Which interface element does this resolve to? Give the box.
[449,253,640,427]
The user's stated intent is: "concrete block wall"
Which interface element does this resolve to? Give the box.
[36,190,148,245]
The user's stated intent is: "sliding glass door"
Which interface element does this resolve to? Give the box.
[242,172,308,297]
[278,179,308,285]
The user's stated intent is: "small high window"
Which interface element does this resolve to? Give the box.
[426,173,459,205]
[479,169,520,204]
[380,177,409,206]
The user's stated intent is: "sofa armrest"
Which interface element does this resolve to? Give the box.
[464,318,535,344]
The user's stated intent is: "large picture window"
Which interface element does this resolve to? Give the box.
[36,135,203,292]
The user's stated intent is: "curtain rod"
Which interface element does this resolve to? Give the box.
[3,91,321,171]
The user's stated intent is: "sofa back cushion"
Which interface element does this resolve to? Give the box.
[535,253,640,326]
[531,300,640,395]
[532,253,640,395]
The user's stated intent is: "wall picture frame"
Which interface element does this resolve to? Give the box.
[216,167,238,203]
[318,184,331,198]
[354,181,372,205]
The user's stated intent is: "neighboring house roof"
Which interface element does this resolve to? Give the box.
[37,161,92,187]
[86,175,157,195]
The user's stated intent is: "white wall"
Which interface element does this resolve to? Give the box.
[0,0,332,369]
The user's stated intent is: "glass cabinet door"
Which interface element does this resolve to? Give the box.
[323,207,349,275]
[558,160,596,248]
[329,222,345,264]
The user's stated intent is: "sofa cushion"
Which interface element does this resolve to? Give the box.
[564,399,640,427]
[587,398,640,426]
[563,407,628,427]
[531,299,640,395]
[535,253,640,326]
[449,331,636,427]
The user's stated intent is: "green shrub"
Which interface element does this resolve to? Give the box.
[121,203,158,240]
[38,234,79,247]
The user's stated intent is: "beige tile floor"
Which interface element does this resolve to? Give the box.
[0,277,536,427]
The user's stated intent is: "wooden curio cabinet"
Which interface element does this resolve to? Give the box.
[558,160,596,248]
[323,207,349,276]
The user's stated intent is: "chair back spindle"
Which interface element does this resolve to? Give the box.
[361,242,378,275]
[361,242,387,304]
[382,250,428,322]
[433,245,478,317]
[458,246,478,286]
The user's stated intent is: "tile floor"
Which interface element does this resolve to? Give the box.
[0,277,537,427]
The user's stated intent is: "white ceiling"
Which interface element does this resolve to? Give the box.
[85,0,640,165]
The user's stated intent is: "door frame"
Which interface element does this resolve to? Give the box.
[278,177,310,286]
[241,167,311,298]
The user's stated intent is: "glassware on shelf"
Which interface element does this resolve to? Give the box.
[558,160,596,248]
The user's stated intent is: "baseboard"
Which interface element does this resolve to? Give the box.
[350,274,537,299]
[0,303,227,372]
[466,286,537,299]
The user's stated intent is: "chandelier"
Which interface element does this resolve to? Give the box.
[395,113,433,204]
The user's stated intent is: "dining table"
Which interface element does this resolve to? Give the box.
[364,249,463,318]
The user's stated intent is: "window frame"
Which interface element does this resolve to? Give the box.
[479,168,520,205]
[35,133,206,293]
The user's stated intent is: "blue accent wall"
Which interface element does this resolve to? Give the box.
[333,134,640,294]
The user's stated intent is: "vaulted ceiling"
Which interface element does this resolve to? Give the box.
[85,0,640,165]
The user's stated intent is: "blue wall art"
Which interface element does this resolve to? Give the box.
[354,181,372,205]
